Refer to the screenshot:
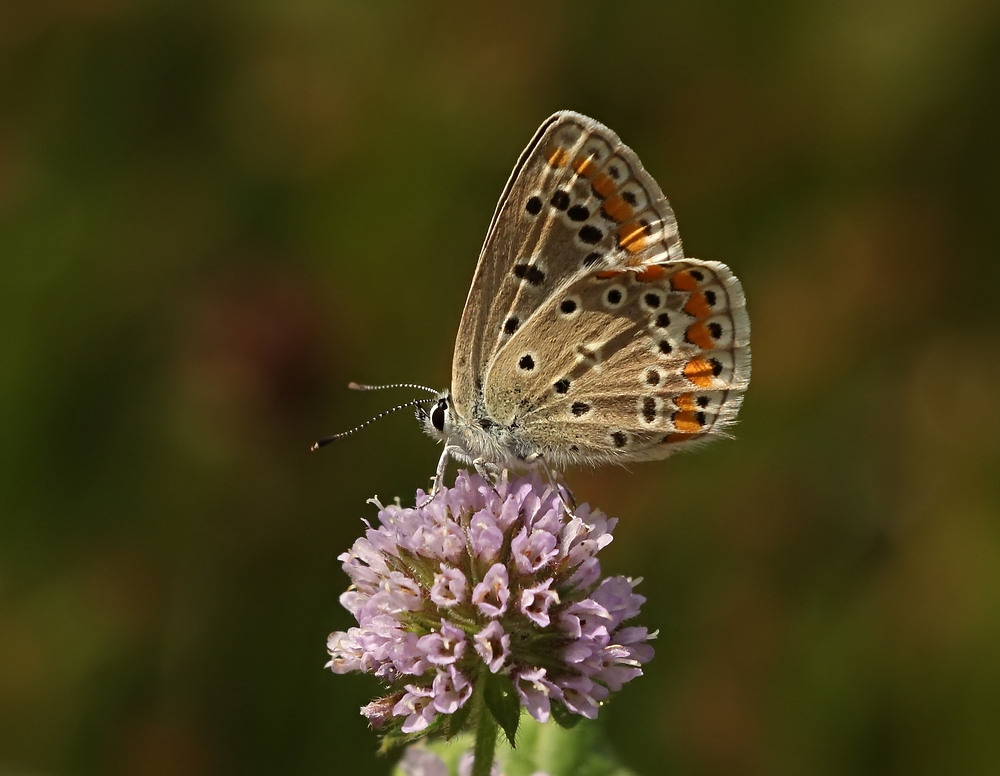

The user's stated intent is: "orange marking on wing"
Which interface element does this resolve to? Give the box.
[672,411,702,434]
[547,147,570,167]
[595,270,623,279]
[600,194,633,223]
[683,291,712,319]
[617,222,647,254]
[573,155,598,177]
[591,173,616,199]
[670,270,699,292]
[635,264,666,282]
[683,357,715,387]
[685,322,716,351]
[673,393,697,411]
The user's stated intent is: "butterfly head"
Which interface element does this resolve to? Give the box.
[417,390,454,444]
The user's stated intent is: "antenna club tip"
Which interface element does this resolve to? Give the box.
[310,437,334,451]
[347,382,364,391]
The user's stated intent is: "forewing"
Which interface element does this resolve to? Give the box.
[482,259,751,466]
[451,111,684,419]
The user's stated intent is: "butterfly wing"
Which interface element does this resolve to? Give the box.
[450,111,685,421]
[483,259,751,467]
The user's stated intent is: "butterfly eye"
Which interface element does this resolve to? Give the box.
[431,398,448,432]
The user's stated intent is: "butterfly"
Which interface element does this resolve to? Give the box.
[317,111,750,494]
[409,111,751,491]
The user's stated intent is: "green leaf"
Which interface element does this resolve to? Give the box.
[484,673,520,746]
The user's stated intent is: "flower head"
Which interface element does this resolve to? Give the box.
[327,470,654,738]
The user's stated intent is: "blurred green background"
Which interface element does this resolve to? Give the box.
[2,1,999,774]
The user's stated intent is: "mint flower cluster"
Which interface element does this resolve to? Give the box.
[326,470,654,738]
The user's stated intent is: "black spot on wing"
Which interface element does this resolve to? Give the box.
[513,264,546,286]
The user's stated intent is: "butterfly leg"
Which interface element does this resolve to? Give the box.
[525,452,577,515]
[470,457,505,499]
[418,445,455,507]
[420,443,477,506]
[472,458,503,480]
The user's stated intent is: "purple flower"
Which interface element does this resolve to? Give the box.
[469,508,505,561]
[429,564,467,608]
[473,620,510,673]
[471,564,510,618]
[518,579,559,627]
[394,684,438,734]
[513,667,561,723]
[511,526,560,574]
[326,470,655,737]
[418,621,467,666]
[325,629,365,674]
[556,674,608,720]
[431,665,473,713]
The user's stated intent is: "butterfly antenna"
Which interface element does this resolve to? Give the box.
[348,381,439,395]
[310,397,430,451]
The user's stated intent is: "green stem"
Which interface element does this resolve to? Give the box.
[471,681,498,776]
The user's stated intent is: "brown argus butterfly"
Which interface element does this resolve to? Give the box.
[317,112,750,494]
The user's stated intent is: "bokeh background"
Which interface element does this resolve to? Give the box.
[2,1,999,774]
